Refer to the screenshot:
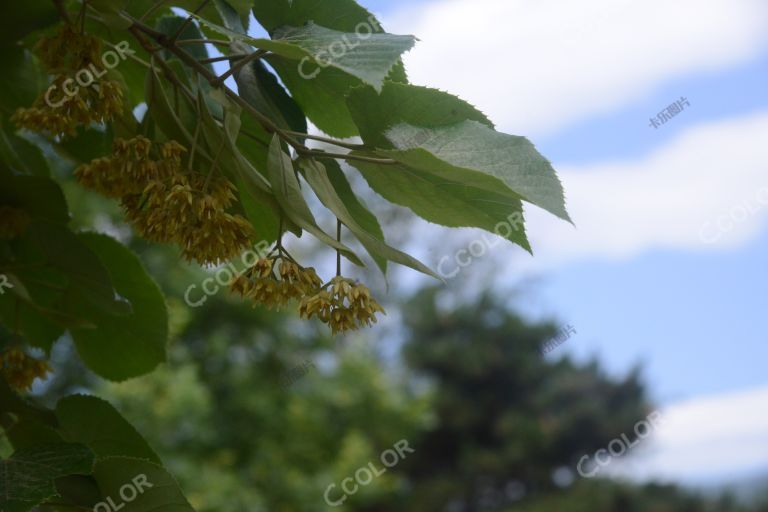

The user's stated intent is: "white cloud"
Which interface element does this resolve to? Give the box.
[386,0,768,136]
[522,111,768,269]
[607,385,768,482]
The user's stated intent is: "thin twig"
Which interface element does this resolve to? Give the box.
[139,0,168,22]
[127,16,400,167]
[129,16,302,145]
[131,28,196,103]
[53,0,73,24]
[277,217,284,249]
[199,54,248,64]
[78,0,88,33]
[188,121,201,170]
[284,131,366,151]
[336,220,342,276]
[170,0,211,42]
[176,38,232,46]
[306,151,398,165]
[214,49,269,85]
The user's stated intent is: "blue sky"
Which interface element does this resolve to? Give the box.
[531,49,768,405]
[354,0,768,483]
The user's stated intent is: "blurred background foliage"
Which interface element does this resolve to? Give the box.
[18,166,768,512]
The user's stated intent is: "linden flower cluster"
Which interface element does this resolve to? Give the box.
[12,24,123,137]
[76,136,254,265]
[0,348,52,391]
[232,256,385,333]
[231,257,322,310]
[299,276,386,335]
[0,206,31,239]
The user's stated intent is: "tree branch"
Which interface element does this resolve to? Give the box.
[199,54,248,64]
[284,131,366,151]
[213,49,269,85]
[126,15,393,165]
[170,0,211,42]
[176,38,231,46]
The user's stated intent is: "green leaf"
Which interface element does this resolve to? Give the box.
[0,225,101,348]
[233,44,307,136]
[70,234,168,382]
[6,420,64,450]
[156,16,211,64]
[92,457,195,512]
[145,62,198,148]
[233,106,273,172]
[0,175,75,342]
[252,0,380,35]
[194,16,414,91]
[0,291,67,351]
[82,19,149,108]
[266,136,363,266]
[23,222,133,317]
[195,91,298,241]
[266,56,360,137]
[347,153,532,252]
[271,22,415,92]
[56,395,162,464]
[347,82,493,148]
[0,271,68,351]
[0,443,94,512]
[0,122,50,177]
[0,174,68,224]
[89,0,132,30]
[197,11,411,135]
[0,378,58,427]
[250,0,408,136]
[382,121,571,222]
[324,160,387,269]
[346,82,570,224]
[115,0,249,29]
[0,1,58,45]
[54,475,103,510]
[214,0,249,34]
[202,0,251,30]
[57,126,114,165]
[0,46,47,112]
[301,158,440,280]
[234,171,284,245]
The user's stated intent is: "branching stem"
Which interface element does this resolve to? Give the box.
[170,0,211,42]
[124,15,401,167]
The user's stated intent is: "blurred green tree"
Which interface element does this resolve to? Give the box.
[394,288,648,511]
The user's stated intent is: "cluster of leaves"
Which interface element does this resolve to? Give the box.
[1,0,570,510]
[0,383,199,511]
